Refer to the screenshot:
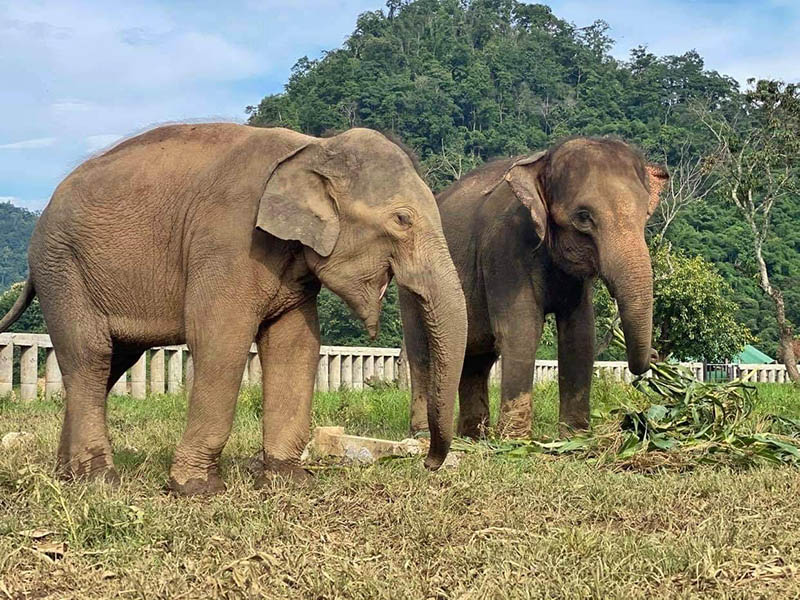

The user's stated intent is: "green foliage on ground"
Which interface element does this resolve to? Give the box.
[459,363,800,470]
[3,381,800,597]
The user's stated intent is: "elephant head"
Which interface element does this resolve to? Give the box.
[256,128,467,469]
[501,138,668,374]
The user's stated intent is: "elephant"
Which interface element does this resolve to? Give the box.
[0,123,467,495]
[405,136,667,439]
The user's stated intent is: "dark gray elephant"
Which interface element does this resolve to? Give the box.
[0,123,467,494]
[405,137,667,438]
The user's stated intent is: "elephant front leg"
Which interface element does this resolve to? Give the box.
[556,286,595,432]
[169,315,257,496]
[496,318,543,439]
[255,299,320,487]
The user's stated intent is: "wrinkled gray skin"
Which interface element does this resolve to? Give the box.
[406,137,667,438]
[0,124,467,495]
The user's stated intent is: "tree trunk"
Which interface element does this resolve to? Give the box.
[771,288,799,382]
[753,238,799,382]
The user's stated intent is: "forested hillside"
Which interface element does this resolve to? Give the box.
[0,202,37,290]
[247,0,800,357]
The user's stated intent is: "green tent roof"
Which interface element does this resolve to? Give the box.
[732,344,774,364]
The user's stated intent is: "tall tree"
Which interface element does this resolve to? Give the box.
[699,80,800,381]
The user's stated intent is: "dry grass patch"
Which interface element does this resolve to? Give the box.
[1,382,799,598]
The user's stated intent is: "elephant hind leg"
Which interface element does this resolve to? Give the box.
[32,260,119,483]
[51,318,119,484]
[457,353,497,439]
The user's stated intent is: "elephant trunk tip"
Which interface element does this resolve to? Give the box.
[628,357,651,376]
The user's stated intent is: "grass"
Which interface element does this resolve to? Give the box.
[0,380,799,599]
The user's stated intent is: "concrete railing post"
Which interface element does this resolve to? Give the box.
[248,351,262,386]
[167,348,183,394]
[20,344,38,401]
[111,370,128,396]
[342,355,352,389]
[364,355,374,385]
[330,355,341,390]
[375,356,385,381]
[353,355,363,390]
[150,348,165,395]
[45,348,62,399]
[385,355,395,382]
[131,353,147,399]
[317,354,329,392]
[0,342,12,396]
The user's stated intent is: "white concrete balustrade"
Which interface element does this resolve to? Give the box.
[0,333,403,399]
[0,332,790,401]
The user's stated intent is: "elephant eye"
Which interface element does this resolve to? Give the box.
[393,212,413,228]
[574,209,593,227]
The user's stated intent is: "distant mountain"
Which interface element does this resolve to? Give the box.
[0,202,37,291]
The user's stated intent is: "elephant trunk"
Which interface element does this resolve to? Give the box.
[600,236,654,375]
[396,235,467,470]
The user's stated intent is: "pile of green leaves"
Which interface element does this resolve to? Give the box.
[454,356,800,471]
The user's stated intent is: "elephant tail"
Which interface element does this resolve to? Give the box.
[0,279,35,332]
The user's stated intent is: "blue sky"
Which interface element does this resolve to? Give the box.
[1,0,798,210]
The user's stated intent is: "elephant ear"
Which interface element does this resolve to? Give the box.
[503,151,549,242]
[645,164,669,218]
[256,143,340,257]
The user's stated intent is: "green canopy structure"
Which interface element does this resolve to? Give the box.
[732,344,774,364]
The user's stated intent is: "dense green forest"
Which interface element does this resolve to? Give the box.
[248,0,800,358]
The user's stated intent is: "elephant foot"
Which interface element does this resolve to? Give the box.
[254,455,311,489]
[558,416,590,438]
[57,448,120,486]
[457,417,489,440]
[168,456,226,496]
[167,470,226,496]
[497,393,532,439]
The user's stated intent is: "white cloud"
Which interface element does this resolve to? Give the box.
[0,196,19,204]
[0,137,58,150]
[52,100,95,113]
[85,134,123,153]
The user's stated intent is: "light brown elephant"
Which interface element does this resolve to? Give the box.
[0,123,467,495]
[405,137,667,439]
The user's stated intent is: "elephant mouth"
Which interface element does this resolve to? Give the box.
[364,267,393,339]
[379,268,392,300]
